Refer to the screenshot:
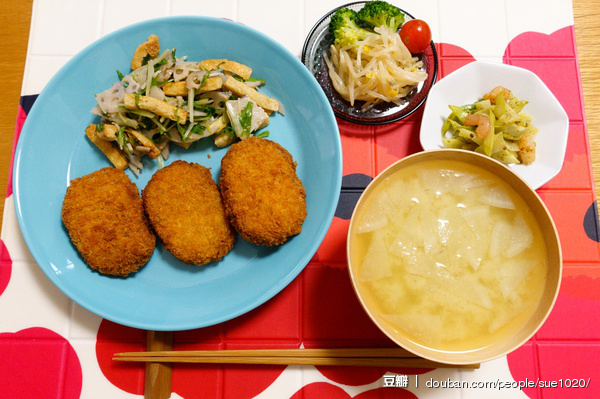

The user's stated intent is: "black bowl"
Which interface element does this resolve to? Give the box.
[301,1,439,125]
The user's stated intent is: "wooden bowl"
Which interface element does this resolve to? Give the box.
[346,149,562,365]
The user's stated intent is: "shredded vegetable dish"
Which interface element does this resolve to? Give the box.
[324,2,428,110]
[441,86,538,165]
[88,34,282,175]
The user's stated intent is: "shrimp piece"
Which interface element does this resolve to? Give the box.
[464,113,491,139]
[518,135,536,164]
[483,86,511,104]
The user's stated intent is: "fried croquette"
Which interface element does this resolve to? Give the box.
[61,167,156,276]
[142,161,235,265]
[219,137,307,246]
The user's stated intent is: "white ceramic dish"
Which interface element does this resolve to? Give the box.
[419,61,568,190]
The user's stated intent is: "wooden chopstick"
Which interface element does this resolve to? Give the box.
[144,331,173,399]
[114,348,479,369]
[117,348,414,358]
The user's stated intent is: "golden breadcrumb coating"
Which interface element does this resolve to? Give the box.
[61,167,156,276]
[143,160,235,265]
[219,137,307,246]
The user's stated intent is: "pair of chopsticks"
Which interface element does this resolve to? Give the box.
[136,333,479,399]
[115,346,480,369]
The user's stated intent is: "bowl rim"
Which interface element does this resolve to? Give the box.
[346,148,562,364]
[301,1,439,125]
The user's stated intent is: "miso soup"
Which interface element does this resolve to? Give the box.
[349,159,547,352]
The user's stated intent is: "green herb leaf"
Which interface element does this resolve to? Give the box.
[153,58,169,71]
[193,98,212,107]
[194,105,216,116]
[222,125,236,138]
[116,70,125,80]
[255,130,270,138]
[116,127,128,152]
[190,123,206,135]
[240,102,253,138]
[199,73,209,88]
[247,77,265,85]
[176,123,187,141]
[150,77,170,87]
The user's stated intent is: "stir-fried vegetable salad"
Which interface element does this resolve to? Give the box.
[324,1,428,110]
[88,34,282,175]
[441,86,538,165]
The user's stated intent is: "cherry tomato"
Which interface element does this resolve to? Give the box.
[399,19,432,54]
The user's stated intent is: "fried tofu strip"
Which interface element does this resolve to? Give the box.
[223,76,279,112]
[131,34,160,70]
[85,124,128,170]
[222,60,252,80]
[198,59,227,71]
[124,93,188,124]
[201,77,224,92]
[95,123,118,141]
[198,59,252,80]
[162,77,223,96]
[208,114,228,135]
[127,129,161,159]
[162,82,186,96]
[213,115,269,148]
[214,130,235,148]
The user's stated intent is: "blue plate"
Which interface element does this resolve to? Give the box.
[13,16,342,331]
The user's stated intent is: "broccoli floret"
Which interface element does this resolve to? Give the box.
[329,8,370,47]
[356,1,405,31]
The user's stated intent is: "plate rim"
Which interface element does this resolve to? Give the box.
[12,15,343,331]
